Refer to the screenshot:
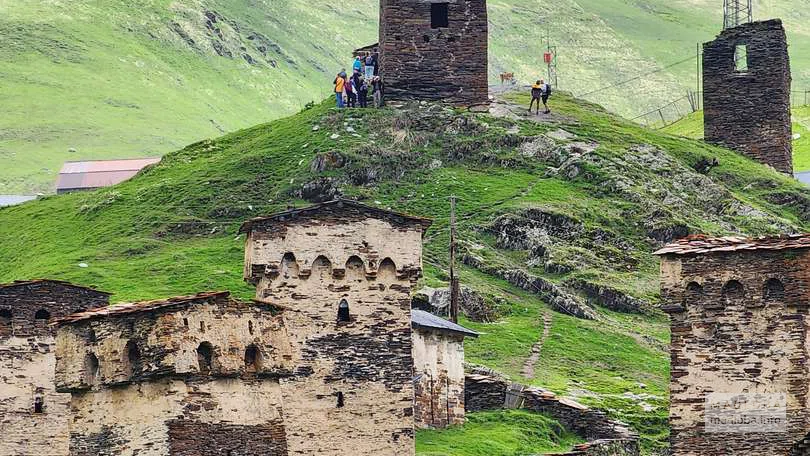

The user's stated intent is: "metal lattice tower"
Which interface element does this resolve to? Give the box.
[723,0,753,29]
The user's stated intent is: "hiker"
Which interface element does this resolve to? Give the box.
[372,49,380,75]
[334,70,346,109]
[353,56,363,75]
[358,75,369,108]
[540,79,552,114]
[529,79,552,115]
[345,73,356,108]
[371,76,383,108]
[364,52,375,80]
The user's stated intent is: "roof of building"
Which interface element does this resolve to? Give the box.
[239,199,433,234]
[56,157,161,191]
[0,195,36,207]
[411,310,479,338]
[52,291,229,326]
[353,42,378,56]
[0,279,112,295]
[654,234,810,256]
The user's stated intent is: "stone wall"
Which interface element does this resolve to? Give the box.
[703,19,792,174]
[379,0,488,106]
[0,280,109,456]
[245,205,428,456]
[465,373,639,456]
[660,248,810,455]
[412,328,466,428]
[54,293,294,455]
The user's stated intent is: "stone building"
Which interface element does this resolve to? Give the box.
[703,19,793,174]
[53,291,295,455]
[656,235,810,455]
[241,199,432,455]
[377,0,489,105]
[0,280,110,456]
[411,309,478,429]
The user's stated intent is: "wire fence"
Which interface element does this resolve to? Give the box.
[632,90,810,130]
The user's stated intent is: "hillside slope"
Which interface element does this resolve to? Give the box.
[3,90,810,453]
[5,0,810,193]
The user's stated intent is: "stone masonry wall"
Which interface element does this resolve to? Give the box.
[379,0,488,106]
[703,19,792,174]
[54,295,294,455]
[412,329,466,428]
[660,248,810,455]
[246,212,426,456]
[0,281,109,456]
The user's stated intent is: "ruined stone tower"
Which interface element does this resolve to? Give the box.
[378,0,489,105]
[0,280,109,456]
[54,292,295,455]
[656,235,810,455]
[241,199,431,456]
[703,19,793,174]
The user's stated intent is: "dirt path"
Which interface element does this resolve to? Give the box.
[521,311,553,379]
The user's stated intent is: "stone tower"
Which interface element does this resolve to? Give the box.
[241,199,432,456]
[0,280,109,456]
[656,235,810,455]
[378,0,488,106]
[53,292,295,455]
[703,19,793,174]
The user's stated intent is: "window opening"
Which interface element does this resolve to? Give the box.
[431,3,449,29]
[34,309,50,320]
[734,44,749,73]
[337,299,351,322]
[244,345,261,373]
[84,353,99,385]
[34,396,44,414]
[197,342,213,375]
[337,391,345,408]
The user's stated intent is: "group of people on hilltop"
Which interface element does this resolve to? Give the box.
[334,51,382,109]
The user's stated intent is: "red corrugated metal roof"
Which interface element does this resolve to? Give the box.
[654,234,810,256]
[56,158,160,191]
[52,291,230,326]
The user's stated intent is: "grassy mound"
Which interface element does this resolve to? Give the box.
[4,90,810,453]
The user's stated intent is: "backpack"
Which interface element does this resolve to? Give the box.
[366,55,374,66]
[545,84,552,96]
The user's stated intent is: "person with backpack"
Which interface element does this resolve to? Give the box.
[529,79,552,115]
[541,79,552,114]
[333,70,346,109]
[371,76,383,108]
[353,56,363,75]
[358,75,369,108]
[364,52,375,80]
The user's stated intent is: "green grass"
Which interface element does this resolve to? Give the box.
[662,108,810,172]
[416,410,584,456]
[3,91,810,453]
[6,0,810,193]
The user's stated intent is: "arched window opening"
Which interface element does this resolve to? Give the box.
[34,396,44,414]
[124,340,141,376]
[87,329,97,343]
[378,258,398,283]
[345,256,366,282]
[721,280,745,306]
[183,318,189,328]
[313,255,333,281]
[34,309,50,321]
[199,321,206,333]
[281,253,300,279]
[84,353,100,386]
[764,278,785,302]
[248,320,254,335]
[337,299,351,323]
[336,391,345,408]
[244,345,261,373]
[197,342,213,375]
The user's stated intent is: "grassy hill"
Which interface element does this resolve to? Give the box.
[662,107,810,172]
[5,0,810,194]
[3,90,810,453]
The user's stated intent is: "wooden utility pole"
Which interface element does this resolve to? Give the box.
[449,196,459,323]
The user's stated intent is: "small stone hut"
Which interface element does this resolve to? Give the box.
[0,280,110,456]
[703,19,793,174]
[411,309,478,429]
[53,291,295,455]
[656,235,810,455]
[377,0,489,105]
[241,199,432,455]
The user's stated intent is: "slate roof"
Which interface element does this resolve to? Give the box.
[239,199,432,234]
[654,234,810,256]
[0,195,36,207]
[411,310,479,338]
[0,279,111,295]
[53,291,229,326]
[56,158,161,192]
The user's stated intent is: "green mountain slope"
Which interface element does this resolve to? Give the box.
[3,90,810,453]
[5,0,810,194]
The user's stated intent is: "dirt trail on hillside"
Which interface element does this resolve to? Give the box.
[521,311,553,379]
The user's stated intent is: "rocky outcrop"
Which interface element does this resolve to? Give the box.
[412,286,499,322]
[563,279,651,315]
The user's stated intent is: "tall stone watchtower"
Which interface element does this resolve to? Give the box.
[0,280,110,456]
[241,199,432,456]
[378,0,489,106]
[656,235,810,455]
[703,19,793,174]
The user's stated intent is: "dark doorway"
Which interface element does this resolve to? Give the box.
[431,3,449,29]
